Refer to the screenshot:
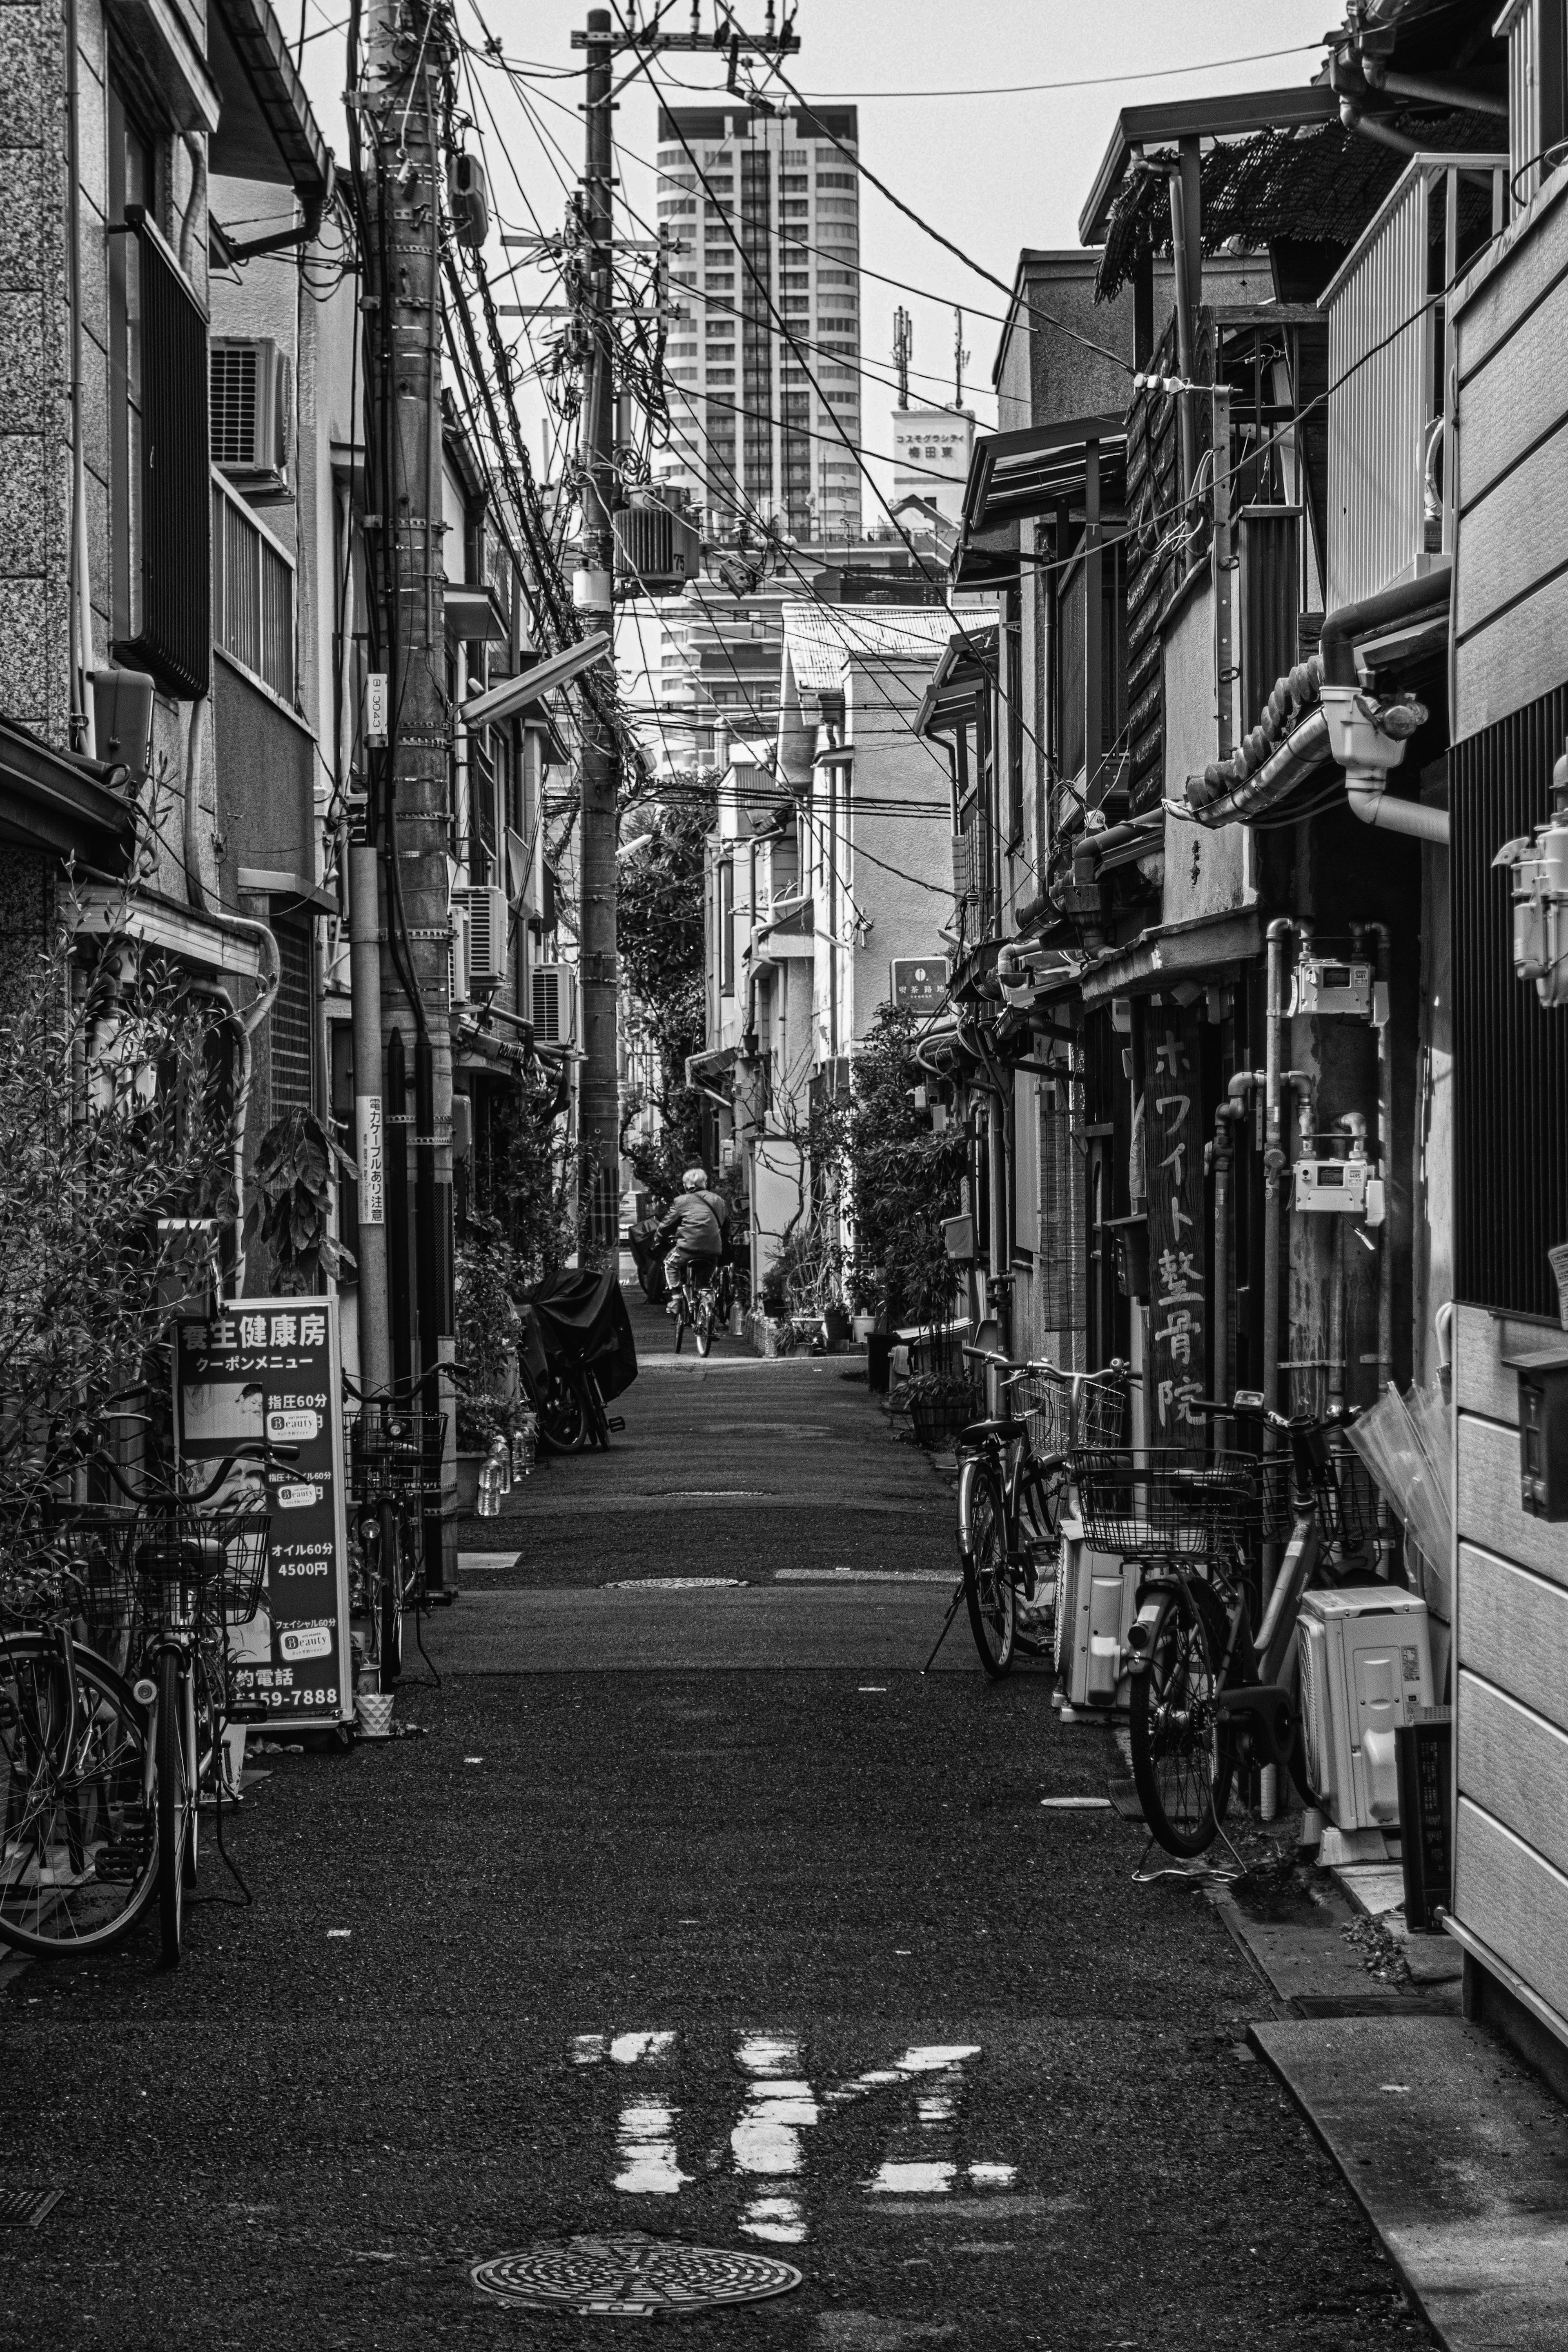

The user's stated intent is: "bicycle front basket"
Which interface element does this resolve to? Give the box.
[136,1497,272,1625]
[1072,1448,1256,1556]
[348,1403,447,1499]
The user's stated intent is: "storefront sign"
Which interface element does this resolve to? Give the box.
[890,957,949,1017]
[1145,1007,1206,1439]
[174,1296,352,1729]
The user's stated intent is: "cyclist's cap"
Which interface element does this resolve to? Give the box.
[682,1166,707,1189]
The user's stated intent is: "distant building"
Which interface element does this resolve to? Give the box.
[891,403,975,526]
[654,102,863,546]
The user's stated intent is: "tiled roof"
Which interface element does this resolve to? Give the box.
[780,602,979,693]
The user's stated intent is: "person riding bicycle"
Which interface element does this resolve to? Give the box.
[653,1166,728,1310]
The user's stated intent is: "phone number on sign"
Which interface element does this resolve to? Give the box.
[254,1686,340,1711]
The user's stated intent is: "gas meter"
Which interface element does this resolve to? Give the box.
[1293,958,1375,1018]
[1293,1157,1385,1222]
[1494,739,1568,1008]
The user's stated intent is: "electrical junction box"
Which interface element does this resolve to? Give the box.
[1294,1158,1385,1221]
[1503,1347,1568,1519]
[1297,1586,1434,1832]
[1294,958,1375,1018]
[1055,1510,1139,1713]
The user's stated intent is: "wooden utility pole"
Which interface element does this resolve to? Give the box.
[362,0,454,1588]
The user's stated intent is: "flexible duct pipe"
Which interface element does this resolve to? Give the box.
[1345,772,1449,843]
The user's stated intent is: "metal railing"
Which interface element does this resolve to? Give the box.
[211,468,295,702]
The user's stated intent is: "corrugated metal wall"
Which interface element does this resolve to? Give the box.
[1452,681,1568,1319]
[1326,170,1430,608]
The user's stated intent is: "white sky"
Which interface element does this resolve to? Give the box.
[299,0,1332,521]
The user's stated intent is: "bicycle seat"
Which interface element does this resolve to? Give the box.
[959,1417,1028,1447]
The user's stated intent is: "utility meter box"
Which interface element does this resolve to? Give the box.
[1297,1586,1434,1832]
[1294,1158,1384,1221]
[1294,958,1374,1018]
[1503,1347,1568,1519]
[1056,1511,1139,1713]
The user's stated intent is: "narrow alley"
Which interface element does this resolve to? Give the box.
[0,1283,1427,2350]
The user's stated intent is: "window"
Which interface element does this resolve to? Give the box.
[817,172,857,188]
[212,474,294,699]
[108,69,210,699]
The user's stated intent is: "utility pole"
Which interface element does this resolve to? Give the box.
[893,306,911,410]
[574,8,620,1259]
[953,305,969,411]
[362,0,454,1590]
[569,2,800,1250]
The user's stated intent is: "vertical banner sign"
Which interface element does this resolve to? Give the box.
[174,1296,352,1729]
[356,1094,385,1225]
[1145,1007,1207,1439]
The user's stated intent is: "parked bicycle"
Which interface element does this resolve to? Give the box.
[345,1363,450,1686]
[1083,1393,1376,1856]
[0,1438,283,1964]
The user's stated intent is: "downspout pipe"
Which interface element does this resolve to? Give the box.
[1263,918,1311,1432]
[1320,571,1453,842]
[1211,1072,1258,1449]
[1320,569,1452,690]
[1353,920,1394,1409]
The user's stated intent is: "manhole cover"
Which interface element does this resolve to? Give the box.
[471,2230,802,2315]
[608,1577,745,1590]
[0,2188,61,2228]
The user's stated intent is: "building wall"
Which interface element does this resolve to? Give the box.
[1443,170,1568,2047]
[891,403,972,524]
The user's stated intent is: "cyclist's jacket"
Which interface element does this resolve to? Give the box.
[653,1192,724,1259]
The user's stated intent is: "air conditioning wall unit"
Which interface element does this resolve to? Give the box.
[454,883,508,992]
[1297,1586,1435,1832]
[532,961,577,1046]
[210,338,286,476]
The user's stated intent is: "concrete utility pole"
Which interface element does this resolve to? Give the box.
[570,2,800,1250]
[574,8,621,1258]
[893,306,911,410]
[363,0,454,1589]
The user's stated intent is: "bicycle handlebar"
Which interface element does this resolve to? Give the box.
[82,1440,299,1508]
[343,1359,470,1403]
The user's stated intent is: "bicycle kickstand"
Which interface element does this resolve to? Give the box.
[920,1579,967,1676]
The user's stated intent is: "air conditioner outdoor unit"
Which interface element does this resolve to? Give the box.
[532,961,577,1046]
[449,904,470,1010]
[1296,1586,1434,1832]
[210,338,285,474]
[454,883,508,992]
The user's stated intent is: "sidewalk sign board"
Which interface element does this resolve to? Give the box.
[174,1295,353,1730]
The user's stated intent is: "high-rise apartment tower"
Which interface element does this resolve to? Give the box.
[655,105,862,547]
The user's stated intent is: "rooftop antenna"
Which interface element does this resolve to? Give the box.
[954,305,969,410]
[893,306,912,410]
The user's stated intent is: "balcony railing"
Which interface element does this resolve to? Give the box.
[211,468,295,703]
[1321,151,1506,608]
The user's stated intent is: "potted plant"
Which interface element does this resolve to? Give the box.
[455,1222,521,1513]
[895,1368,979,1450]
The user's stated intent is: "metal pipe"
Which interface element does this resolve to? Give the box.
[1320,567,1452,688]
[1262,919,1305,1428]
[1211,1073,1255,1446]
[66,0,94,757]
[1345,773,1450,842]
[1167,164,1198,507]
[350,842,391,1397]
[1354,921,1394,1405]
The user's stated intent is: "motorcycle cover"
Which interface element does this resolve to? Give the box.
[526,1267,639,1400]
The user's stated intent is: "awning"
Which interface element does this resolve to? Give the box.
[685,1043,738,1089]
[915,626,997,738]
[75,886,266,980]
[1078,83,1339,245]
[208,0,333,200]
[446,583,510,646]
[237,864,338,914]
[1078,908,1262,1010]
[951,416,1127,590]
[0,717,136,872]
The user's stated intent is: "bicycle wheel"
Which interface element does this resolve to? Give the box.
[1129,1584,1234,1857]
[0,1631,157,1956]
[156,1648,192,1965]
[583,1373,611,1450]
[693,1288,714,1358]
[1016,1459,1063,1601]
[962,1466,1016,1678]
[538,1370,587,1452]
[378,1497,404,1685]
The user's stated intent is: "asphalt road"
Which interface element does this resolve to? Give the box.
[0,1284,1432,2350]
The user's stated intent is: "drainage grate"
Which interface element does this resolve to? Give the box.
[0,2189,61,2228]
[471,2231,802,2316]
